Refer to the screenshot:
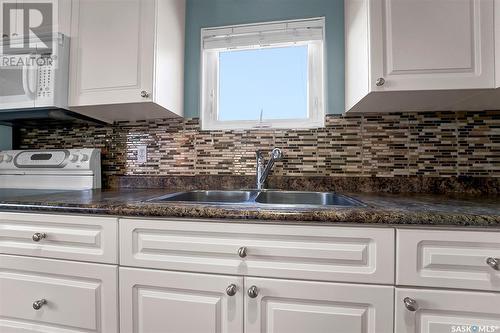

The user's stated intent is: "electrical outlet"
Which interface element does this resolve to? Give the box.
[137,145,147,164]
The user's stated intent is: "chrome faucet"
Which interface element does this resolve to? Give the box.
[256,148,284,190]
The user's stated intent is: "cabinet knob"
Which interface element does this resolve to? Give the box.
[247,286,259,299]
[32,233,47,242]
[69,154,79,162]
[141,91,150,98]
[238,247,247,258]
[375,77,386,87]
[226,284,237,296]
[33,299,47,310]
[403,297,418,312]
[486,257,500,270]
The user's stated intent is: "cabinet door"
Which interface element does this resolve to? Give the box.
[69,0,154,107]
[0,254,118,333]
[370,0,494,91]
[395,288,500,333]
[120,267,243,333]
[245,277,394,333]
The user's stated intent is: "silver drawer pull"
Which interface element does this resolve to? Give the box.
[486,257,500,270]
[247,286,258,299]
[238,247,247,258]
[226,284,237,296]
[32,233,47,242]
[33,299,47,310]
[403,297,418,312]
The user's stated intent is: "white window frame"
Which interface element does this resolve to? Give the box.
[200,18,326,131]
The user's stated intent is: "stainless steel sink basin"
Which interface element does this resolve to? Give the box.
[255,191,363,207]
[148,190,364,207]
[150,190,258,203]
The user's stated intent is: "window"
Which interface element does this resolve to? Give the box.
[201,18,325,130]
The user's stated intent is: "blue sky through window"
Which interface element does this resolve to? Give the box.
[218,45,308,121]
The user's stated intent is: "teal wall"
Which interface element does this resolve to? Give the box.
[0,126,12,150]
[184,0,344,118]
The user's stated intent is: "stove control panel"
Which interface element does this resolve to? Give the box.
[0,149,101,171]
[0,149,102,190]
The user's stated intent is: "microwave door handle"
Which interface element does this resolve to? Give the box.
[22,64,37,98]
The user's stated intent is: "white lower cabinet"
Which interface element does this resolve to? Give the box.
[119,266,394,333]
[397,229,500,291]
[0,212,119,264]
[395,288,500,333]
[245,277,394,333]
[119,267,244,333]
[0,254,118,333]
[3,212,500,333]
[120,219,395,284]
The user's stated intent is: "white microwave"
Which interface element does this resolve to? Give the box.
[0,33,69,111]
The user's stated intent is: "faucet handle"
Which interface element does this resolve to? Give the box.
[271,148,283,160]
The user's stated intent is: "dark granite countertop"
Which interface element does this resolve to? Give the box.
[0,189,499,228]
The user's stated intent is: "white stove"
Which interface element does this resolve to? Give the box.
[0,149,101,190]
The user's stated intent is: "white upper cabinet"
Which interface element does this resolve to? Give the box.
[346,0,495,112]
[69,0,185,123]
[371,0,494,91]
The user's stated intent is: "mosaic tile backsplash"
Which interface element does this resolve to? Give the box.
[15,111,500,184]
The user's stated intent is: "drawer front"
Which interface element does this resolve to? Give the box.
[397,229,500,291]
[395,288,500,333]
[120,219,395,284]
[0,212,118,263]
[0,254,118,333]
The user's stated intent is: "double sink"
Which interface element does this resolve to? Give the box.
[147,148,363,208]
[148,190,364,208]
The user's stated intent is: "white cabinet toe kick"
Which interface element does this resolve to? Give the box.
[1,212,499,333]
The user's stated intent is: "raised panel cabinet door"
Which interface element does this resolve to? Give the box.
[120,219,395,284]
[0,254,118,333]
[69,0,154,106]
[119,267,244,333]
[395,288,500,333]
[0,212,118,264]
[244,277,394,333]
[397,229,500,291]
[369,0,494,91]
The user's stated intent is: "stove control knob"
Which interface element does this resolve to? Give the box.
[4,154,13,163]
[80,154,89,162]
[0,155,3,163]
[69,154,79,162]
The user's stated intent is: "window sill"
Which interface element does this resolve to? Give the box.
[201,119,325,131]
